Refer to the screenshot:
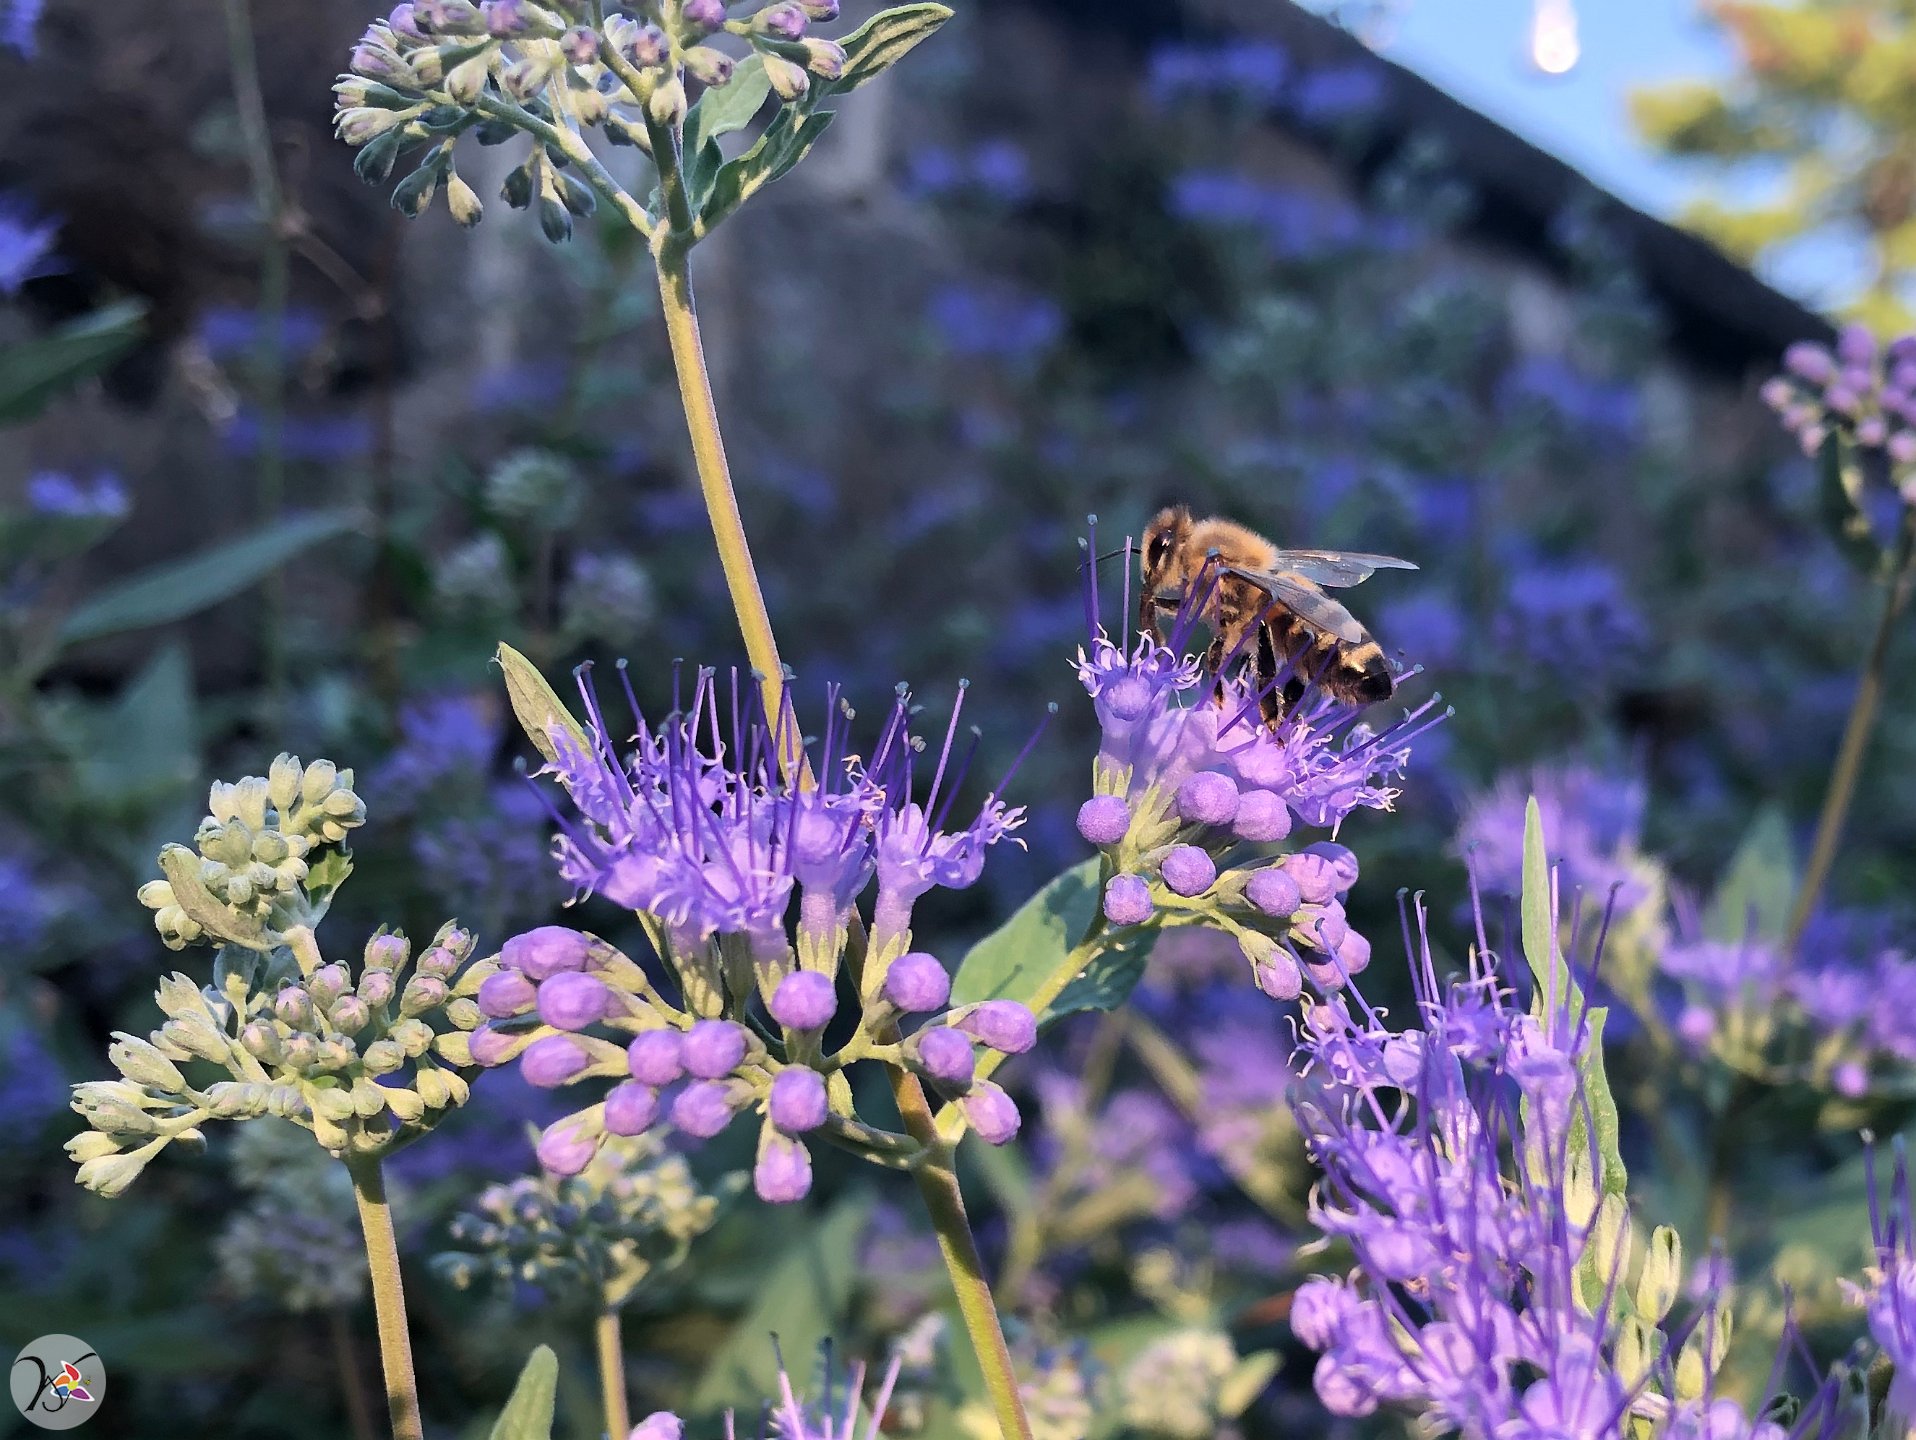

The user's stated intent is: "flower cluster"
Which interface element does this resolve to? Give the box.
[1286,898,1852,1439]
[67,920,490,1192]
[435,1132,735,1309]
[136,755,366,950]
[1861,1142,1916,1426]
[1071,531,1441,1002]
[472,664,1038,1200]
[1763,324,1916,475]
[334,0,851,235]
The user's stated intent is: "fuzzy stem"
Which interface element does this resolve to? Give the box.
[221,0,290,715]
[346,1152,425,1440]
[1788,515,1916,947]
[595,1306,630,1440]
[329,1306,379,1440]
[653,243,791,736]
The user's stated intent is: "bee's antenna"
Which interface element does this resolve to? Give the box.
[1092,548,1129,563]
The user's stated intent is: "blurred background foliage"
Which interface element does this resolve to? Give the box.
[2,0,1913,1435]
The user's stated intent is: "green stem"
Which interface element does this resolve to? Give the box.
[346,1152,425,1440]
[595,1307,629,1440]
[652,243,791,733]
[221,0,290,716]
[1788,515,1916,947]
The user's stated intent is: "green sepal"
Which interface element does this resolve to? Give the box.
[486,1345,559,1440]
[1520,797,1628,1199]
[495,642,590,765]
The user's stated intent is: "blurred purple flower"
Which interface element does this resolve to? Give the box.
[26,471,127,521]
[1148,40,1288,107]
[196,304,327,365]
[374,694,499,812]
[1169,171,1365,260]
[1500,356,1641,443]
[222,410,373,464]
[906,140,1030,203]
[1,0,41,55]
[1495,556,1647,676]
[927,282,1063,365]
[1290,63,1387,125]
[1455,764,1647,909]
[0,195,58,293]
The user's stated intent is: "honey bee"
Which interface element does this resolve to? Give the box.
[1140,505,1416,724]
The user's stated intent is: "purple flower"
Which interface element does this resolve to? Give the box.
[537,972,611,1031]
[959,1081,1020,1144]
[914,1027,976,1089]
[603,1081,660,1135]
[954,1000,1036,1055]
[27,471,128,520]
[682,1019,748,1079]
[0,195,57,293]
[1161,844,1217,897]
[1456,765,1647,910]
[521,1035,589,1088]
[1148,40,1288,107]
[1076,795,1131,846]
[502,926,594,980]
[669,1080,740,1138]
[1103,873,1154,926]
[926,282,1063,365]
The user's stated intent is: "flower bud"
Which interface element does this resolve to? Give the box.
[109,1033,186,1091]
[311,964,351,1006]
[763,52,809,101]
[240,1021,283,1064]
[364,933,410,971]
[624,22,669,66]
[359,969,398,1010]
[671,1079,742,1138]
[627,1029,684,1085]
[479,970,537,1018]
[1246,866,1302,918]
[66,1131,121,1164]
[681,0,725,30]
[362,1039,407,1075]
[537,972,610,1031]
[1103,873,1153,926]
[770,970,837,1031]
[756,3,806,37]
[276,985,316,1028]
[1233,789,1292,842]
[769,1066,829,1132]
[385,1085,426,1123]
[415,1066,452,1108]
[503,925,593,979]
[314,1038,358,1071]
[883,952,950,1012]
[331,995,373,1034]
[1076,795,1131,846]
[560,24,598,62]
[682,1019,748,1078]
[604,1080,661,1135]
[915,1027,975,1088]
[400,975,449,1016]
[537,1117,598,1175]
[799,38,844,79]
[754,1132,813,1203]
[682,45,735,86]
[446,172,484,227]
[281,1033,320,1070]
[647,76,687,126]
[960,1082,1020,1144]
[76,1151,150,1197]
[482,0,525,36]
[1160,845,1216,897]
[1253,950,1304,1001]
[521,1034,590,1087]
[390,1018,435,1057]
[207,1081,269,1118]
[1282,852,1339,906]
[955,1001,1037,1055]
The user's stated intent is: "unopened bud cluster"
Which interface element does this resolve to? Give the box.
[68,921,491,1192]
[468,924,1036,1203]
[433,1132,735,1308]
[1764,325,1916,488]
[334,0,851,238]
[1080,772,1370,1002]
[137,754,365,950]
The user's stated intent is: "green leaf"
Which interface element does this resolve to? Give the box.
[496,642,590,766]
[1704,806,1795,944]
[1521,798,1628,1199]
[950,859,1156,1024]
[1817,431,1885,574]
[69,642,199,807]
[698,108,836,234]
[302,848,355,920]
[0,301,146,425]
[689,1191,870,1413]
[58,510,359,648]
[487,1345,559,1440]
[684,54,773,200]
[824,2,953,96]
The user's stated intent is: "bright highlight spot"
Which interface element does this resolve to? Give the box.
[1529,0,1580,75]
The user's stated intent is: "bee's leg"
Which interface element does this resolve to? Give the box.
[1247,623,1279,728]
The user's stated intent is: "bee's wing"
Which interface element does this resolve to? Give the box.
[1228,567,1370,644]
[1265,549,1418,588]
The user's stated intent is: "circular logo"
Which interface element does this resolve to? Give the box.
[10,1335,104,1430]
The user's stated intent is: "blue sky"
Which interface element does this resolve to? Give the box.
[1376,0,1732,216]
[1349,0,1856,308]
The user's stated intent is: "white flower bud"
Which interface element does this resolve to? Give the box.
[109,1032,187,1091]
[65,1131,121,1164]
[77,1150,151,1197]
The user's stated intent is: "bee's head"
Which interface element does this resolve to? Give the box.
[1142,504,1193,582]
